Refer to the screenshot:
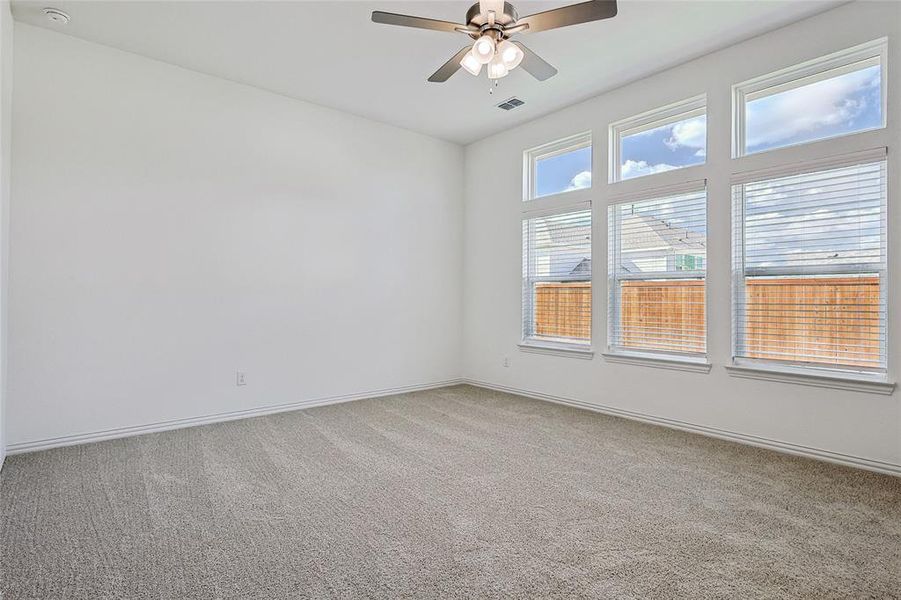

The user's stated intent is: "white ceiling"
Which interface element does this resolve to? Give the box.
[12,0,844,144]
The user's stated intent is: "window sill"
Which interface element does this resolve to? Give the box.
[518,342,594,360]
[602,351,711,373]
[726,363,895,395]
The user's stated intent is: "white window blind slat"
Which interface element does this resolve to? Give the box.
[608,188,707,358]
[732,160,887,375]
[522,209,592,346]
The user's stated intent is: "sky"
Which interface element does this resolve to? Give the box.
[532,63,881,194]
[743,162,883,270]
[531,63,883,276]
[534,146,591,197]
[746,64,881,154]
[621,115,706,180]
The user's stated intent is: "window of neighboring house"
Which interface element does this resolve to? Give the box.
[525,132,592,200]
[732,152,887,378]
[607,184,707,358]
[522,209,592,348]
[734,39,886,157]
[610,96,706,183]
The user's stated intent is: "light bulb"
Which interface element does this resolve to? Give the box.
[460,50,482,76]
[472,35,496,65]
[497,40,524,70]
[487,54,508,79]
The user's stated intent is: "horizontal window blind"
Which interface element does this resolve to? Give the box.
[608,189,707,356]
[522,210,591,345]
[732,159,887,374]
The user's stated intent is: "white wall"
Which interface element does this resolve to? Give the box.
[0,1,11,466]
[7,3,900,474]
[7,24,463,448]
[462,1,901,472]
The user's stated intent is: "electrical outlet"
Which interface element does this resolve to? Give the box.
[236,371,247,386]
[503,356,511,368]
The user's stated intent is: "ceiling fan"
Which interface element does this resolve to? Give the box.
[372,1,617,83]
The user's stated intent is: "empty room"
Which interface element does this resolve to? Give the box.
[0,0,899,597]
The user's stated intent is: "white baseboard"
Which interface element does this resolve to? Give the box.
[5,378,464,456]
[7,377,899,477]
[463,379,901,477]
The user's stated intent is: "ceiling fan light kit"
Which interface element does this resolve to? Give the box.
[498,40,524,70]
[473,35,497,64]
[487,54,508,79]
[460,51,484,76]
[372,0,617,83]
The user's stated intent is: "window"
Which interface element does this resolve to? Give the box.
[522,210,591,348]
[608,184,707,358]
[610,96,706,183]
[522,134,593,351]
[732,151,887,378]
[734,39,886,157]
[525,132,591,200]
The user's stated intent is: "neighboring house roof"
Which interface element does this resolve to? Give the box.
[569,258,591,275]
[620,214,706,253]
[539,214,706,276]
[749,248,881,269]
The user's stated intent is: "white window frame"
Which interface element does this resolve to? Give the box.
[523,131,592,202]
[730,147,890,384]
[521,133,594,356]
[605,180,709,366]
[608,95,707,184]
[732,38,887,158]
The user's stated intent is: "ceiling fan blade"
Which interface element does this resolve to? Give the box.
[371,11,466,33]
[518,0,617,34]
[513,42,558,81]
[428,46,473,83]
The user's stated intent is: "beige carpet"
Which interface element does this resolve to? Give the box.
[1,384,899,599]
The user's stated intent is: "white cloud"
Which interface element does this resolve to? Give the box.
[567,170,591,190]
[664,116,706,151]
[746,66,879,149]
[622,160,677,179]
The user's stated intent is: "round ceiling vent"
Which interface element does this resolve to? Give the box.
[42,7,70,25]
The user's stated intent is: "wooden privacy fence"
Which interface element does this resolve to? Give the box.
[743,276,881,367]
[533,281,706,349]
[619,280,705,353]
[534,282,591,340]
[534,277,881,367]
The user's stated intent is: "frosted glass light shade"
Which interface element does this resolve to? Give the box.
[473,35,496,64]
[460,50,483,76]
[498,40,524,70]
[487,54,509,79]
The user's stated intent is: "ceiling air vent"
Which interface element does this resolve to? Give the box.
[497,97,525,111]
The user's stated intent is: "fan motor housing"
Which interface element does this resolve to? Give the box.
[465,2,518,29]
